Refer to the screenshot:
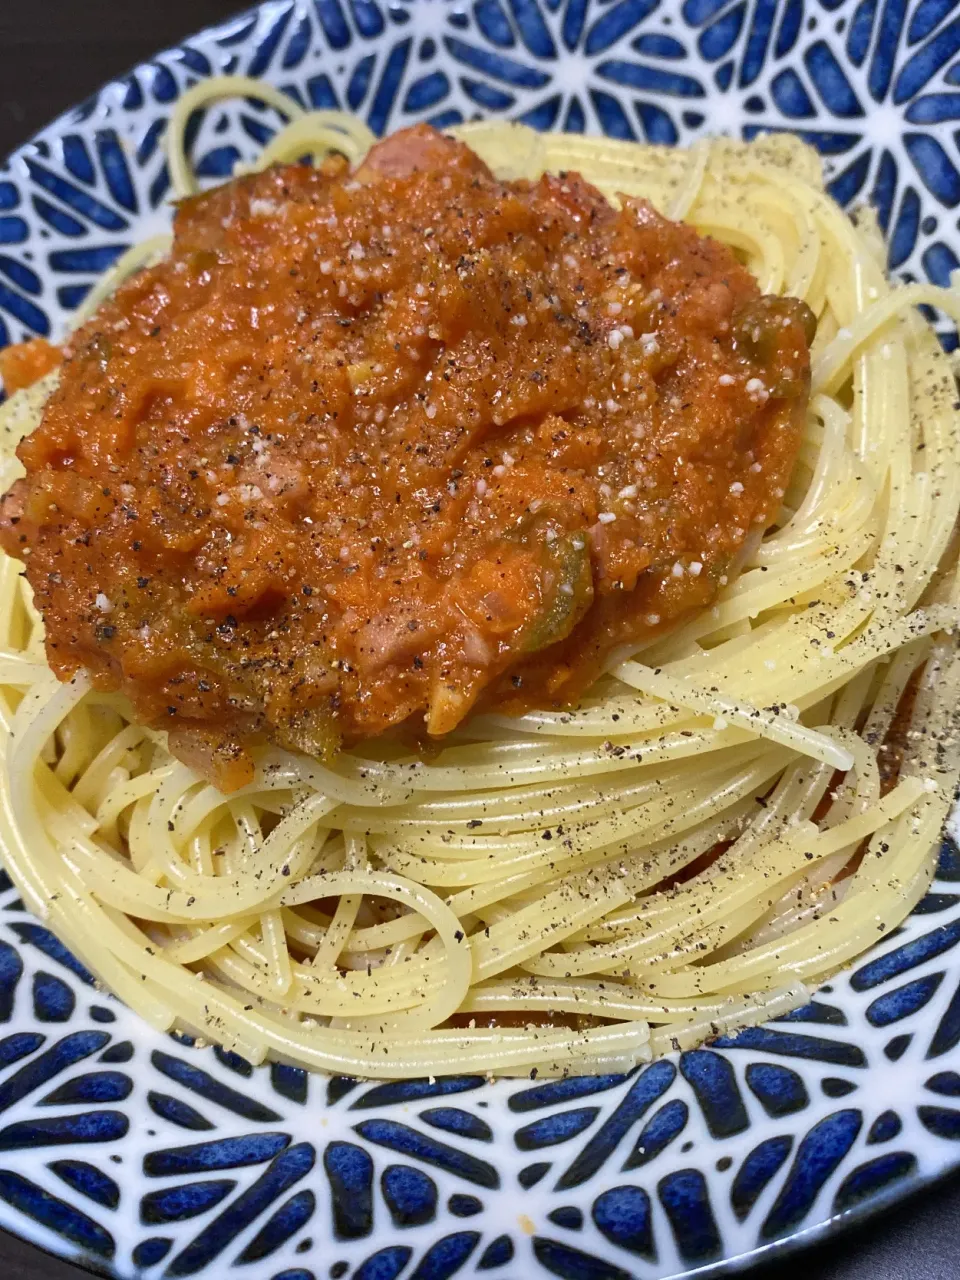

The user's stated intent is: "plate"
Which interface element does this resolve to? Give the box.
[1,2,960,1278]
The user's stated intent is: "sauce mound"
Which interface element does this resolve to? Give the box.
[0,126,812,789]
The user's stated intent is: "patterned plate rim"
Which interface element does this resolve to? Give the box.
[1,3,960,1279]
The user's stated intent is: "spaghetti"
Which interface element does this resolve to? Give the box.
[0,79,957,1077]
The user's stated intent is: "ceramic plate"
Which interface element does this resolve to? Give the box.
[1,2,960,1278]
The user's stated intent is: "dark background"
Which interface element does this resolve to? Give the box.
[0,2,959,1278]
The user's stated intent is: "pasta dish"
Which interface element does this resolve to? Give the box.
[0,77,956,1079]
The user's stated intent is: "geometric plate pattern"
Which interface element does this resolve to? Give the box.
[1,2,960,1277]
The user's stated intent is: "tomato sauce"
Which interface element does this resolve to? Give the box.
[0,337,61,394]
[0,126,812,789]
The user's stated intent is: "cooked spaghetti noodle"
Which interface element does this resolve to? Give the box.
[0,79,957,1077]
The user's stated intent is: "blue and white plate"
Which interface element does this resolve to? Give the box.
[1,2,960,1277]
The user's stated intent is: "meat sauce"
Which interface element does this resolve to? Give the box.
[0,337,61,394]
[0,126,813,790]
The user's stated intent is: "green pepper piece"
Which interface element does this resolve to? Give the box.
[734,296,816,397]
[522,532,593,654]
[736,296,816,359]
[275,700,343,761]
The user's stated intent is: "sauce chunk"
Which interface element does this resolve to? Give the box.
[0,126,811,787]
